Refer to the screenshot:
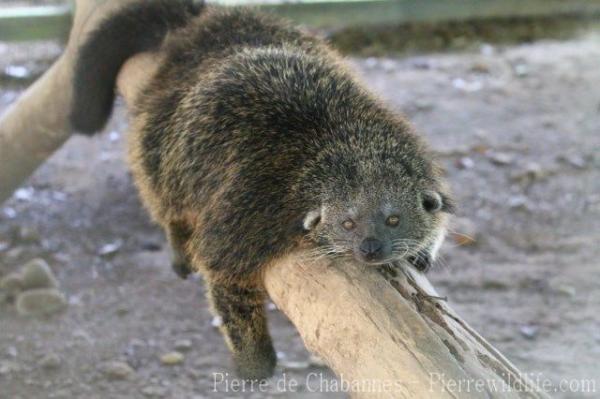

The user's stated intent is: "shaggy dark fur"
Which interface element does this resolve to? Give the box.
[70,1,453,380]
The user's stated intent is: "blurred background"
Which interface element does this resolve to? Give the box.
[0,1,599,398]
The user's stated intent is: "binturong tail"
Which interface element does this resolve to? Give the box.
[70,0,203,135]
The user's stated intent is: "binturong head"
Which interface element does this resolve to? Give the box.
[301,136,454,272]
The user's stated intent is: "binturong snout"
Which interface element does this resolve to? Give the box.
[359,237,384,262]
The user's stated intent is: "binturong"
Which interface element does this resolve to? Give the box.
[70,0,455,380]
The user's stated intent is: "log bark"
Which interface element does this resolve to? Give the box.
[1,1,551,397]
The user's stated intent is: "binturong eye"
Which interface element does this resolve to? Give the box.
[342,219,356,230]
[386,215,400,227]
[422,191,443,213]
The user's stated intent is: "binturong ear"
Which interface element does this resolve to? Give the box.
[303,209,322,231]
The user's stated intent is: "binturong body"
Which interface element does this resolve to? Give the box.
[71,0,454,380]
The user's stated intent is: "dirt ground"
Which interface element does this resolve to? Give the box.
[1,32,599,398]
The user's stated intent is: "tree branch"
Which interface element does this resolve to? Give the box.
[264,254,549,399]
[0,0,140,204]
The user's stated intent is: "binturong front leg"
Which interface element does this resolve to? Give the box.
[207,279,277,380]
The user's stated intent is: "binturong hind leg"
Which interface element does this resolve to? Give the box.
[207,278,276,380]
[166,220,193,279]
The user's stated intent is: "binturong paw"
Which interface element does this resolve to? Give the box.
[233,341,277,381]
[408,250,432,273]
[171,260,192,280]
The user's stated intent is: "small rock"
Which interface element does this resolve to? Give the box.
[452,78,482,92]
[514,63,529,77]
[5,246,24,262]
[508,195,533,212]
[4,65,30,79]
[0,360,20,375]
[98,240,123,257]
[510,162,547,185]
[541,119,556,128]
[49,389,70,399]
[470,144,490,154]
[280,360,310,370]
[381,59,396,73]
[3,207,17,219]
[555,285,576,297]
[482,279,508,290]
[0,241,10,252]
[13,187,34,202]
[519,325,539,339]
[455,157,475,170]
[21,258,58,290]
[187,368,204,379]
[450,36,468,48]
[487,152,514,166]
[140,241,162,251]
[211,316,223,328]
[364,57,378,69]
[410,59,432,70]
[173,339,193,352]
[115,307,129,317]
[51,191,67,202]
[557,154,587,169]
[129,338,146,347]
[413,99,434,112]
[101,361,135,380]
[141,385,168,398]
[39,353,62,370]
[470,62,490,74]
[18,226,40,243]
[72,329,93,344]
[160,351,184,365]
[480,44,495,56]
[0,272,24,299]
[6,346,18,358]
[108,131,120,142]
[16,288,67,316]
[434,146,469,157]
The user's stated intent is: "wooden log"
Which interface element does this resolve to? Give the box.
[264,254,551,398]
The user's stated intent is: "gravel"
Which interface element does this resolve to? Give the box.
[1,33,599,398]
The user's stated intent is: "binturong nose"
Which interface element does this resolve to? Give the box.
[359,237,383,261]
